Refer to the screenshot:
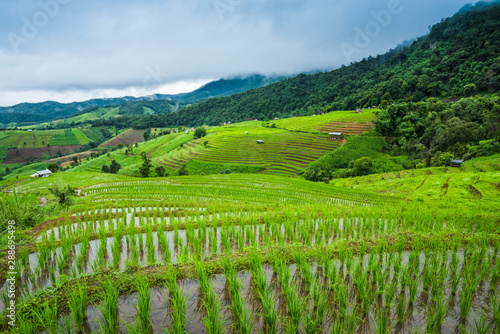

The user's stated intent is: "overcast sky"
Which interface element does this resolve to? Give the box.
[0,0,479,107]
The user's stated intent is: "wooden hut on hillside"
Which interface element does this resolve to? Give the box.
[329,132,343,141]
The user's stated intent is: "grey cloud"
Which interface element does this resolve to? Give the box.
[0,0,479,105]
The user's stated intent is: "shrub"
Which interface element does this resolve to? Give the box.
[353,157,373,176]
[47,163,59,173]
[194,127,207,139]
[0,192,56,230]
[155,166,166,177]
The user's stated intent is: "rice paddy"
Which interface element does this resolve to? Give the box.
[1,171,499,334]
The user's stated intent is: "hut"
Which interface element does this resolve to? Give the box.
[329,132,343,141]
[451,159,464,167]
[30,169,52,178]
[257,140,265,144]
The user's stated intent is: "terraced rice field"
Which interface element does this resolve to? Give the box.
[318,122,374,135]
[273,110,376,133]
[195,130,341,176]
[2,174,499,333]
[156,141,204,171]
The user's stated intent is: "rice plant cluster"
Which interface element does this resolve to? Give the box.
[1,179,499,333]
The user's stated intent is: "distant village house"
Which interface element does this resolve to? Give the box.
[30,169,52,178]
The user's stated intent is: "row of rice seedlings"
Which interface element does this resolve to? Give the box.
[224,259,254,334]
[302,278,328,333]
[249,252,278,333]
[157,220,172,264]
[96,276,120,334]
[196,262,226,334]
[111,220,124,269]
[165,271,189,333]
[67,282,88,333]
[127,274,152,333]
[274,259,302,330]
[145,224,156,266]
[74,227,92,275]
[32,298,59,334]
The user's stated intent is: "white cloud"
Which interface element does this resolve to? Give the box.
[0,79,213,106]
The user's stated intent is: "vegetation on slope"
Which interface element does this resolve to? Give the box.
[305,95,500,182]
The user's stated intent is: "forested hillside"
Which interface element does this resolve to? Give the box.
[95,1,500,129]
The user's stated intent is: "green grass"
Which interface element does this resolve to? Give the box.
[308,135,386,170]
[50,129,80,146]
[464,153,500,172]
[19,132,55,148]
[71,129,92,145]
[0,146,7,164]
[81,128,104,142]
[0,131,23,147]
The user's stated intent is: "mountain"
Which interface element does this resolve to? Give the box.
[175,74,285,103]
[0,74,283,126]
[100,1,500,129]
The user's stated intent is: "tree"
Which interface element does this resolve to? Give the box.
[143,130,150,142]
[463,83,477,97]
[139,152,152,177]
[155,166,166,177]
[203,140,209,147]
[101,164,110,173]
[109,160,121,174]
[194,126,207,139]
[47,163,59,173]
[353,157,373,176]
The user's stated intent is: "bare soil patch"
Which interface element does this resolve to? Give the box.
[2,145,82,164]
[100,129,145,147]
